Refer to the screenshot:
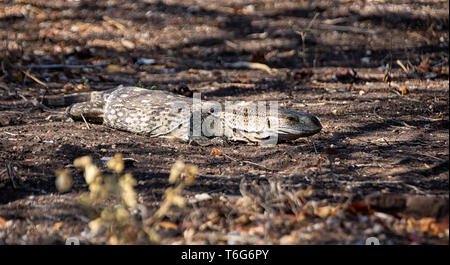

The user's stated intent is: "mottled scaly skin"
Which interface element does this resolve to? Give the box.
[68,86,322,144]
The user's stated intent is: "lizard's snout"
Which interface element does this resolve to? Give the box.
[309,115,322,130]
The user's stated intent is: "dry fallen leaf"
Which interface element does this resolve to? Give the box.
[121,39,135,50]
[236,214,251,225]
[62,83,76,92]
[103,15,126,30]
[296,211,309,221]
[314,205,335,218]
[0,217,7,229]
[406,217,447,236]
[346,201,374,216]
[296,186,313,202]
[417,57,431,73]
[279,231,298,244]
[439,66,449,76]
[165,62,177,68]
[106,64,122,73]
[53,222,62,231]
[158,221,178,230]
[383,73,391,83]
[230,61,273,74]
[75,83,88,91]
[210,148,223,157]
[248,224,264,236]
[398,86,408,95]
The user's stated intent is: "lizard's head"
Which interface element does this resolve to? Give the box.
[275,109,322,141]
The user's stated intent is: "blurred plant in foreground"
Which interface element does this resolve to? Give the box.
[56,154,198,244]
[144,160,198,242]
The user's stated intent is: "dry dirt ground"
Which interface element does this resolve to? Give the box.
[0,0,448,244]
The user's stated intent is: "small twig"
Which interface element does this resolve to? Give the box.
[400,121,417,129]
[1,60,7,78]
[21,70,48,88]
[418,115,444,122]
[7,162,18,189]
[295,100,361,107]
[420,153,446,162]
[222,153,273,171]
[389,120,417,129]
[373,108,417,129]
[313,24,377,35]
[311,140,318,154]
[224,40,239,50]
[17,93,28,102]
[4,131,18,136]
[384,119,417,129]
[391,88,402,96]
[27,64,106,69]
[295,13,320,36]
[404,183,426,195]
[333,194,356,218]
[373,107,385,120]
[296,12,319,66]
[80,113,91,130]
[0,82,11,93]
[102,15,126,30]
[396,60,409,74]
[383,36,394,88]
[341,180,403,186]
[241,160,271,170]
[227,61,273,74]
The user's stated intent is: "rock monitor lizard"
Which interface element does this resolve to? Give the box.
[62,86,322,145]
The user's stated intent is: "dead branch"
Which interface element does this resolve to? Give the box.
[27,64,106,69]
[21,70,48,87]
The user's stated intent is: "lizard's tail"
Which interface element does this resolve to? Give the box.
[41,93,92,107]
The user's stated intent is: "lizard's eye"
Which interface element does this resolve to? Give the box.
[287,115,299,123]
